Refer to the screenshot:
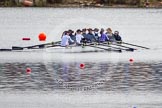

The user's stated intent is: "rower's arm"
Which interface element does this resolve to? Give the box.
[69,37,74,42]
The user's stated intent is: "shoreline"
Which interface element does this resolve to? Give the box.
[0,3,162,8]
[0,5,162,9]
[1,0,162,8]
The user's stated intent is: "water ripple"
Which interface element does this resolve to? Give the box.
[0,61,162,93]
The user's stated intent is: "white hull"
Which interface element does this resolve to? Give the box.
[45,46,104,53]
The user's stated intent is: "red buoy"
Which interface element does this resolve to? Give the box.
[22,38,30,41]
[129,58,134,62]
[80,63,85,69]
[26,68,31,74]
[38,33,46,41]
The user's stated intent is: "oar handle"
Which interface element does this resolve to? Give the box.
[0,49,12,51]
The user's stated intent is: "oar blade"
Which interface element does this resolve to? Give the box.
[126,48,134,52]
[110,49,122,53]
[0,49,12,51]
[12,46,24,50]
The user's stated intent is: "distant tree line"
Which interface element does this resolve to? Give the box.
[0,0,162,6]
[46,0,162,4]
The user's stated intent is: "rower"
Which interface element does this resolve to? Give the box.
[68,29,76,44]
[106,28,116,42]
[61,31,74,47]
[99,28,109,42]
[93,28,100,41]
[75,29,84,45]
[114,31,122,42]
[84,28,97,43]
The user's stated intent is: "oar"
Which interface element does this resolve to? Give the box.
[26,41,61,49]
[109,42,136,51]
[122,42,150,49]
[85,44,122,53]
[12,41,61,50]
[0,49,12,51]
[98,43,134,52]
[12,46,24,50]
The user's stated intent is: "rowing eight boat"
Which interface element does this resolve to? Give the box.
[0,41,149,53]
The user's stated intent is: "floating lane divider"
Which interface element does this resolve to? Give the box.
[98,42,134,52]
[12,41,61,50]
[122,42,150,49]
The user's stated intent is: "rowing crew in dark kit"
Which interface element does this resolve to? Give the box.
[61,28,122,47]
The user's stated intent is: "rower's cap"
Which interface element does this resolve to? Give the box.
[94,28,99,32]
[68,29,74,33]
[114,31,119,34]
[65,31,70,34]
[101,28,104,31]
[82,28,87,32]
[88,28,93,31]
[76,29,82,32]
[107,28,112,32]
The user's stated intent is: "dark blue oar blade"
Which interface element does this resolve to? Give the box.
[12,46,24,50]
[0,49,12,51]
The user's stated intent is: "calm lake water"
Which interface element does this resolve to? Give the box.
[0,8,162,108]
